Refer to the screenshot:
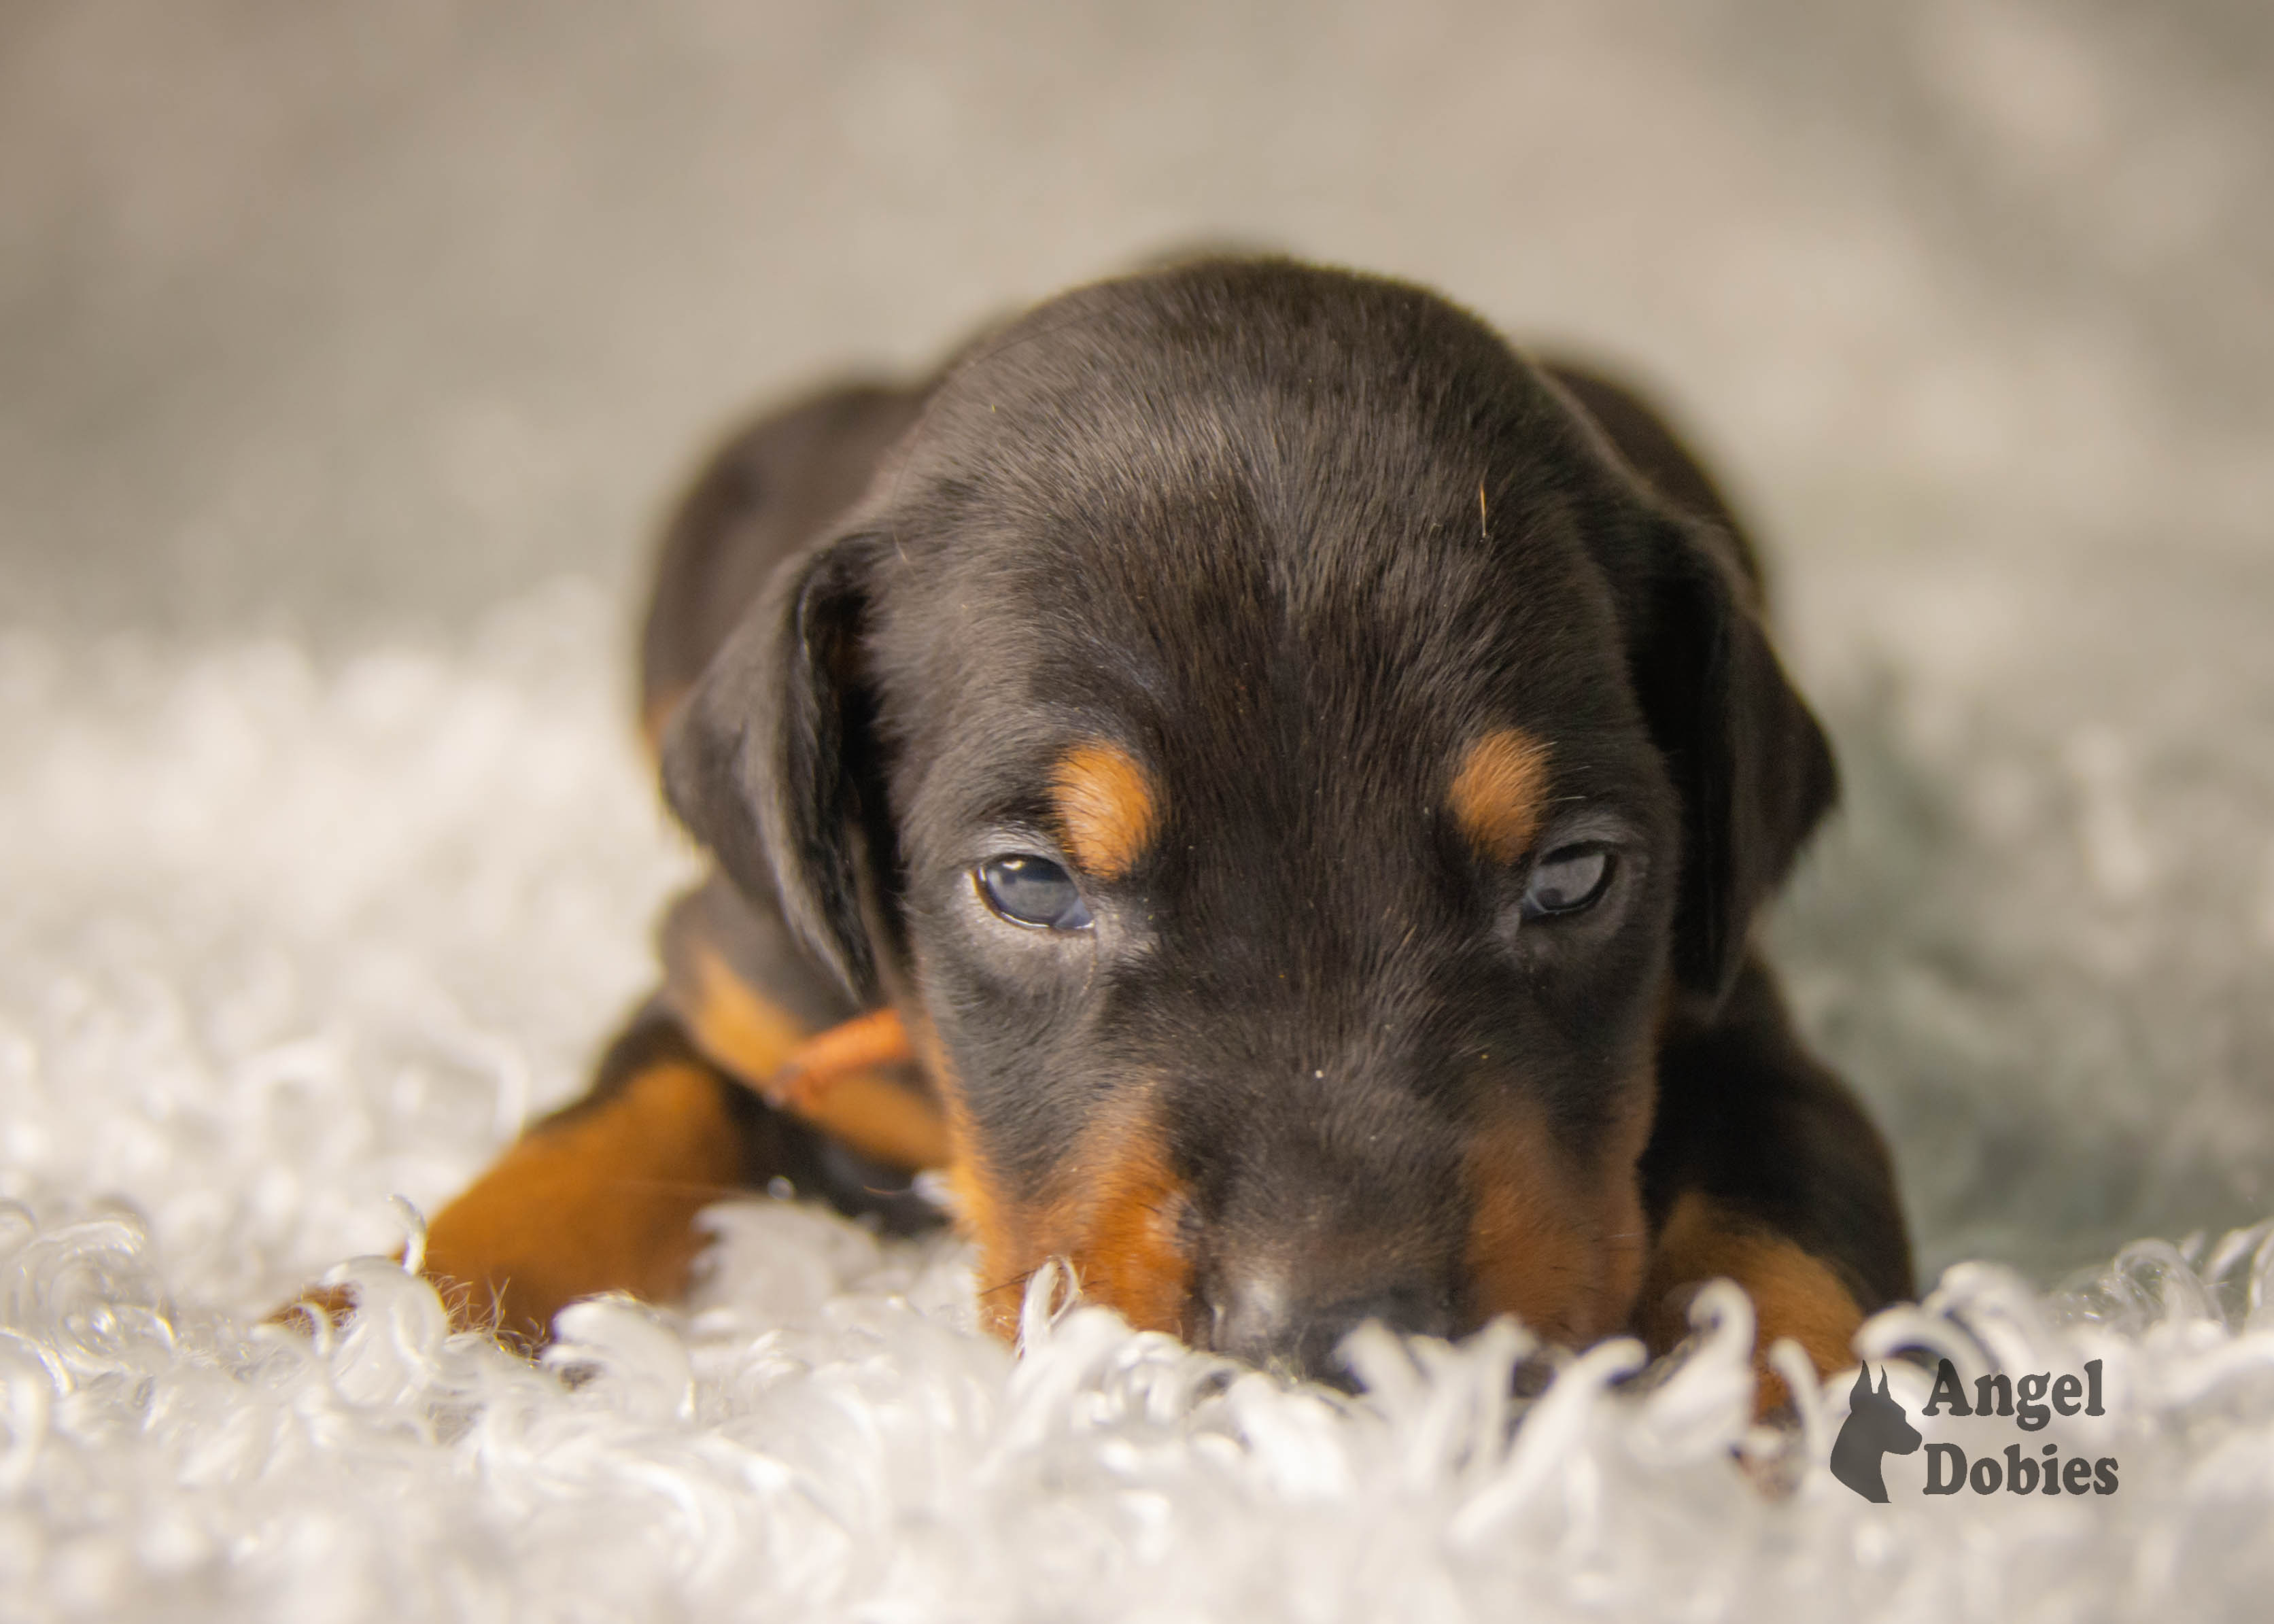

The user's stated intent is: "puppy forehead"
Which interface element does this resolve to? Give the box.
[865,294,1659,842]
[886,534,1644,869]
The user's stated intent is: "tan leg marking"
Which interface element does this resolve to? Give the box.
[1050,740,1160,880]
[1639,1190,1865,1414]
[678,942,809,1078]
[774,1007,916,1092]
[1447,728,1553,865]
[278,957,942,1346]
[681,948,949,1171]
[419,1059,745,1347]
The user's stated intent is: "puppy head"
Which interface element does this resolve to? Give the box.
[665,260,1833,1376]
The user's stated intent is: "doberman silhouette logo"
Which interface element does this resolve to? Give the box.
[1831,1364,1921,1502]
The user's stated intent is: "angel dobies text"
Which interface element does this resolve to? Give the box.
[1916,1358,2118,1497]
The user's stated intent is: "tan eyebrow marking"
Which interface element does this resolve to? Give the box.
[1447,727,1553,864]
[1049,740,1161,880]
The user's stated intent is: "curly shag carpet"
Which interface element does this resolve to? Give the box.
[5,567,2274,1622]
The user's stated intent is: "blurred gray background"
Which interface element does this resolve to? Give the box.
[3,0,2271,1281]
[5,0,2268,638]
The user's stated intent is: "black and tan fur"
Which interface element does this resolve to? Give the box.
[354,258,1908,1400]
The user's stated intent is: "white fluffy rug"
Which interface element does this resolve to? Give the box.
[7,579,2274,1623]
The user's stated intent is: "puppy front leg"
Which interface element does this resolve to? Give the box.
[412,1009,759,1347]
[1638,961,1913,1409]
[420,984,942,1348]
[270,1006,761,1348]
[276,873,952,1348]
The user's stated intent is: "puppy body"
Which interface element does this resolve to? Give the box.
[411,260,1911,1390]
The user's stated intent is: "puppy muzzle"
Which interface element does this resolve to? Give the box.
[1199,1267,1458,1387]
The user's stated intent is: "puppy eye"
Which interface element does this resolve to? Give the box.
[976,856,1094,931]
[1521,845,1612,918]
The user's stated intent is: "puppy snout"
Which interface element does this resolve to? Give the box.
[1204,1272,1455,1387]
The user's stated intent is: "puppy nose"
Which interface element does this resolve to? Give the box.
[1206,1273,1455,1387]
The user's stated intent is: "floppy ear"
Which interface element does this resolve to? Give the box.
[1622,517,1838,1007]
[659,534,889,1003]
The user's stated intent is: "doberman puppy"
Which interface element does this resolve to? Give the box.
[381,258,1912,1399]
